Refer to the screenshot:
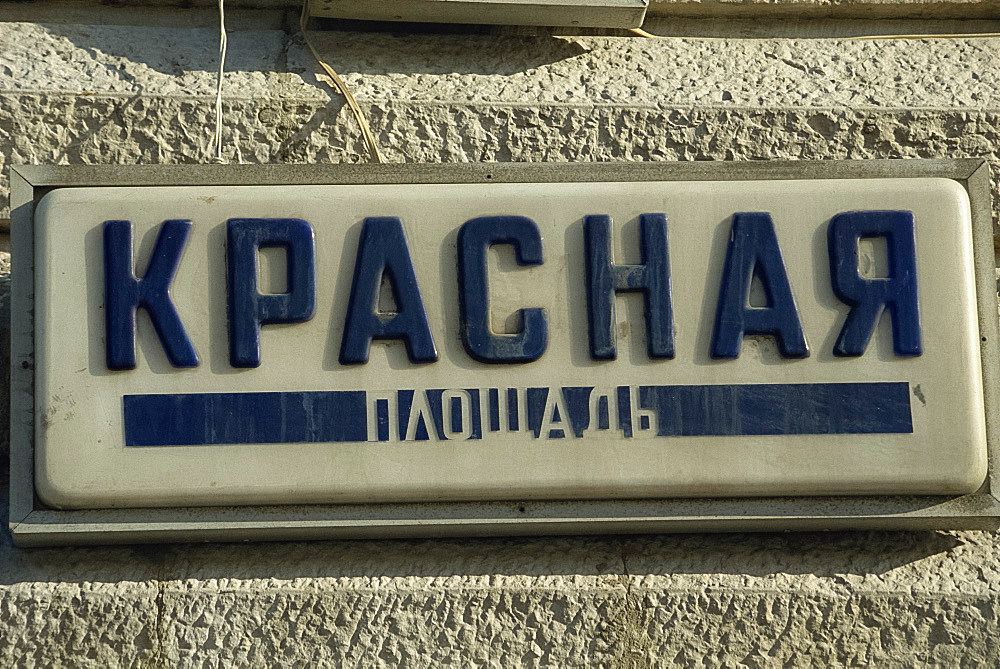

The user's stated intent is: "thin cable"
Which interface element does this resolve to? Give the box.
[212,0,228,163]
[299,0,386,163]
[630,27,1000,40]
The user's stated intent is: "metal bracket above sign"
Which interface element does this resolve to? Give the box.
[308,0,649,28]
[9,160,1000,546]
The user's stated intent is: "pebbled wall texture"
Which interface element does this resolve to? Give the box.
[4,3,1000,666]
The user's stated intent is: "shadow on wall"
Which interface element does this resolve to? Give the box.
[303,21,591,77]
[25,20,589,81]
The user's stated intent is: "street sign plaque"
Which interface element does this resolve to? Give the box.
[10,161,1000,545]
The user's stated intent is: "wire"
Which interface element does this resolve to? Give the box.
[299,0,386,163]
[630,27,1000,41]
[212,0,228,163]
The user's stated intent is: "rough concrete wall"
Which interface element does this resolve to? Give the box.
[4,531,1000,666]
[3,10,1000,666]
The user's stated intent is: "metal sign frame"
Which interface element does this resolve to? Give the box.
[9,159,1000,546]
[308,0,649,29]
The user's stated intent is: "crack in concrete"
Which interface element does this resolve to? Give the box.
[153,578,166,666]
[620,541,633,597]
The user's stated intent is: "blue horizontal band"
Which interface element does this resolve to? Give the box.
[123,382,912,447]
[123,391,368,446]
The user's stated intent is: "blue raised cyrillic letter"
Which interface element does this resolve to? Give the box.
[457,216,547,363]
[828,210,921,356]
[227,218,316,367]
[104,219,199,369]
[711,212,808,359]
[340,217,438,364]
[584,213,674,360]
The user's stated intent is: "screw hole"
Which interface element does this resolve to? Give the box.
[485,174,493,180]
[518,505,526,513]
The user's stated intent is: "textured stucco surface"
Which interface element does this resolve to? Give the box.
[4,8,1000,666]
[5,19,1000,224]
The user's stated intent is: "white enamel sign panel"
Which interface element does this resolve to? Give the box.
[32,178,987,509]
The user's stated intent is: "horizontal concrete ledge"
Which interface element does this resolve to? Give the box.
[0,3,290,29]
[5,5,1000,37]
[647,0,1000,19]
[6,0,1000,22]
[634,16,1000,37]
